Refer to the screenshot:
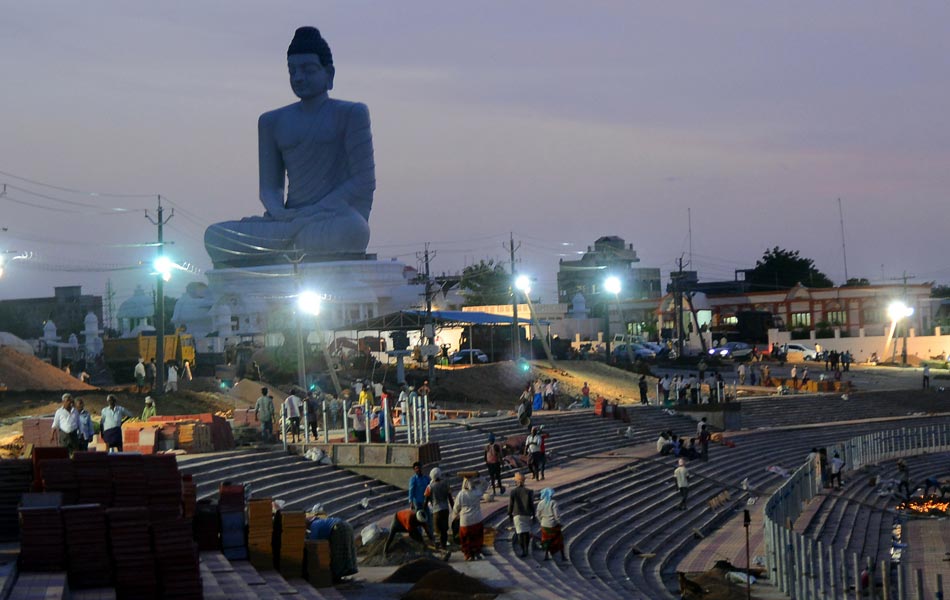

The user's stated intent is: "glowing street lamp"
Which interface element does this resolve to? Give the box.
[604,276,622,296]
[515,275,531,294]
[602,276,623,362]
[888,300,914,365]
[298,290,322,316]
[887,301,913,321]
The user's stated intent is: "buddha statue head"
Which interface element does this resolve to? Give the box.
[287,26,335,99]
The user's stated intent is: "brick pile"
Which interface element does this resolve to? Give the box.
[304,539,333,588]
[17,451,203,597]
[0,459,32,541]
[219,483,247,560]
[247,498,274,570]
[153,517,201,599]
[62,504,111,588]
[148,413,234,452]
[277,511,306,579]
[20,418,56,449]
[107,507,158,599]
[18,505,65,571]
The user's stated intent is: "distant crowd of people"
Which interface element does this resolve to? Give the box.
[50,392,154,453]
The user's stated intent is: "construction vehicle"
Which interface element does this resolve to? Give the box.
[102,331,196,381]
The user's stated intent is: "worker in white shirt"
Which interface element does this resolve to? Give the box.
[50,394,80,451]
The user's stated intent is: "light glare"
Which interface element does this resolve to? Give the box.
[298,290,322,315]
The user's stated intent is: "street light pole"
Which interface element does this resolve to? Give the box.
[146,196,173,396]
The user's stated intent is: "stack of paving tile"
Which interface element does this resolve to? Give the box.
[247,498,274,570]
[219,484,247,560]
[62,504,111,588]
[0,459,33,541]
[19,418,57,449]
[110,454,148,508]
[152,518,201,599]
[143,455,183,521]
[304,539,333,588]
[39,458,79,505]
[31,447,68,491]
[181,474,197,518]
[149,413,233,451]
[277,511,306,579]
[73,452,114,506]
[194,500,220,550]
[106,507,158,599]
[18,506,65,571]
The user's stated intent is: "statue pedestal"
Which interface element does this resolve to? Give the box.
[174,259,423,352]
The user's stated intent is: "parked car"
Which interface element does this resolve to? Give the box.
[782,343,819,361]
[612,343,656,362]
[449,349,489,364]
[708,341,754,361]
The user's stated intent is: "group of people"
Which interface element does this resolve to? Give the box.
[133,356,192,394]
[658,372,728,405]
[50,393,148,453]
[387,457,567,562]
[253,378,433,444]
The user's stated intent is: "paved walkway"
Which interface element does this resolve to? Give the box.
[902,519,950,599]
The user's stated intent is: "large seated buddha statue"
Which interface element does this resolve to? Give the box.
[204,26,375,268]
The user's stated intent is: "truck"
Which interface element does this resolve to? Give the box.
[102,332,196,381]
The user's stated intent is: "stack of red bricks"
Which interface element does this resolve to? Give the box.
[219,483,247,560]
[111,454,149,508]
[277,510,307,579]
[148,413,234,452]
[152,517,202,599]
[144,454,184,522]
[18,505,65,571]
[0,459,32,541]
[74,452,114,506]
[107,507,158,599]
[20,418,55,448]
[181,474,197,518]
[247,498,274,570]
[62,504,111,588]
[37,459,79,504]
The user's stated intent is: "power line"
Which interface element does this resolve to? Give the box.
[0,169,156,198]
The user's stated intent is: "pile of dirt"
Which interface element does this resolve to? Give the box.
[408,359,653,410]
[228,378,288,409]
[358,533,438,567]
[0,347,97,392]
[383,557,448,583]
[403,567,498,600]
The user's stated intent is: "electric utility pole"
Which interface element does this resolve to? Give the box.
[504,233,521,360]
[885,271,916,365]
[671,256,687,359]
[145,196,173,395]
[417,243,437,382]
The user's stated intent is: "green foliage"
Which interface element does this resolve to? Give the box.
[932,285,950,298]
[747,247,834,290]
[459,259,512,306]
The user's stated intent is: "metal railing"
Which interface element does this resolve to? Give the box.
[764,423,950,599]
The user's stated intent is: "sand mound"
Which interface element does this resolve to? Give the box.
[0,347,96,392]
[402,567,498,600]
[383,558,448,583]
[359,533,437,567]
[228,378,287,408]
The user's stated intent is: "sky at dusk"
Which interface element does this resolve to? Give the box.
[2,2,949,311]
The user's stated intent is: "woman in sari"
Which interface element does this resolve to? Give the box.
[450,474,485,560]
[535,487,567,561]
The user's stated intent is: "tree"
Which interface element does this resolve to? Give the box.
[747,247,834,291]
[459,259,512,306]
[843,277,870,287]
[932,285,950,298]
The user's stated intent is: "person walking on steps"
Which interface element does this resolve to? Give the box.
[485,433,505,495]
[674,458,690,510]
[508,472,535,558]
[535,487,567,562]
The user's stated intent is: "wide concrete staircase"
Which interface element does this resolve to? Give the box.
[482,416,950,599]
[177,408,700,532]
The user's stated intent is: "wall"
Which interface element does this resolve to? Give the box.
[768,328,950,363]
